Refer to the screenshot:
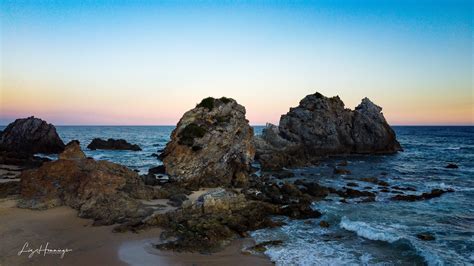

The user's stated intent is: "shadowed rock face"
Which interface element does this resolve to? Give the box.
[0,116,65,154]
[160,97,255,188]
[19,144,164,225]
[256,92,402,170]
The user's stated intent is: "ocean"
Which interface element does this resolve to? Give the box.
[5,125,473,265]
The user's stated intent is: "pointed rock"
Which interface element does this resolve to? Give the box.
[59,140,86,160]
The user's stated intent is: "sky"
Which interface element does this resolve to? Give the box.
[1,0,472,125]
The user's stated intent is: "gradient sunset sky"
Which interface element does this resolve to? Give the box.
[1,0,472,125]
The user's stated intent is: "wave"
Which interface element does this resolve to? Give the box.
[338,217,473,265]
[339,217,401,243]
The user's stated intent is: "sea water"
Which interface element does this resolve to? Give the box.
[3,125,472,265]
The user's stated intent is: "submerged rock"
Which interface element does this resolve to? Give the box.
[445,163,459,169]
[416,233,435,241]
[255,93,402,170]
[160,97,255,188]
[245,240,283,253]
[0,116,65,154]
[319,220,330,228]
[391,188,454,202]
[334,168,351,175]
[87,138,142,151]
[18,145,164,225]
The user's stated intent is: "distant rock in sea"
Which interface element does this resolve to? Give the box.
[87,138,142,151]
[255,92,402,170]
[0,116,65,154]
[160,97,255,188]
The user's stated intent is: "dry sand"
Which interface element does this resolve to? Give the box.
[0,196,272,266]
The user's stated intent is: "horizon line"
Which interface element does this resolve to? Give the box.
[1,124,473,127]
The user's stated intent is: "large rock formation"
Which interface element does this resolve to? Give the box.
[256,92,402,170]
[18,141,164,225]
[87,138,142,151]
[160,97,255,188]
[0,116,65,154]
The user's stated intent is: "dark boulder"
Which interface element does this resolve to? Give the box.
[0,116,65,154]
[294,180,330,198]
[87,138,141,151]
[245,240,283,253]
[167,193,188,207]
[0,150,50,168]
[148,165,166,175]
[445,163,459,169]
[416,233,435,241]
[391,189,454,202]
[334,168,351,175]
[344,188,376,198]
[142,174,160,186]
[319,220,330,228]
[330,187,376,198]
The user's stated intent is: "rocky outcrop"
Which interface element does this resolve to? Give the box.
[114,174,327,252]
[135,184,321,252]
[160,97,255,188]
[18,145,165,225]
[256,92,402,170]
[0,116,65,154]
[87,138,142,151]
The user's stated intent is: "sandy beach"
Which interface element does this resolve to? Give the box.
[0,197,272,266]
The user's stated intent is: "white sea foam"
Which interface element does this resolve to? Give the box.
[251,223,363,266]
[339,217,401,243]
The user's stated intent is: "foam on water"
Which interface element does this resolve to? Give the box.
[339,217,402,243]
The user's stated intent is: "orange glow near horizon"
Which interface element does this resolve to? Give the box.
[1,1,472,126]
[1,78,472,126]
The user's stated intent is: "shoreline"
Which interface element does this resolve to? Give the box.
[0,197,272,266]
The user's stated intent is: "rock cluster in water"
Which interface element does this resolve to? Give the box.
[0,116,65,154]
[87,138,142,151]
[1,94,418,254]
[255,92,402,170]
[160,97,255,188]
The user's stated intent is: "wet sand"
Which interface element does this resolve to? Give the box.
[0,197,272,266]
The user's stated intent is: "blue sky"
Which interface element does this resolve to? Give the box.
[1,0,472,125]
